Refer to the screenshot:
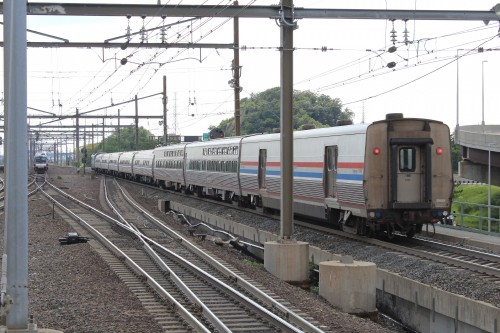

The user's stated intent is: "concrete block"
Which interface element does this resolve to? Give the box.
[158,199,170,212]
[264,240,309,282]
[319,259,377,314]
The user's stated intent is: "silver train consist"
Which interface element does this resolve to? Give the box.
[34,152,49,174]
[91,114,453,238]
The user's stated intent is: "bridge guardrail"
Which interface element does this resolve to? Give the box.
[450,201,500,235]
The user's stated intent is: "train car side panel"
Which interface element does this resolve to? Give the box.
[153,144,188,189]
[132,149,155,183]
[184,138,241,198]
[107,152,122,175]
[119,151,136,179]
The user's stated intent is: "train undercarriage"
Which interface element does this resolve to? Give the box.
[327,207,427,239]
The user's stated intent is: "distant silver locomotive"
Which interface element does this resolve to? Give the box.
[92,114,453,239]
[34,151,48,174]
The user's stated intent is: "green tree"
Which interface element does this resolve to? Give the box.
[211,87,353,136]
[85,126,159,156]
[450,133,461,173]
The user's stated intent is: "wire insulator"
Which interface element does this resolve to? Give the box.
[160,18,167,43]
[140,17,147,43]
[403,20,410,45]
[125,17,131,42]
[390,20,397,45]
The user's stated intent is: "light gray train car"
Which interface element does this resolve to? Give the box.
[184,138,241,200]
[132,149,155,184]
[107,152,122,176]
[118,151,136,179]
[153,144,189,190]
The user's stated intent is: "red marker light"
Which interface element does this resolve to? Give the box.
[436,147,443,155]
[373,148,381,155]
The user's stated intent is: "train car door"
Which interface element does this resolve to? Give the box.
[324,145,338,198]
[258,149,267,189]
[396,146,422,202]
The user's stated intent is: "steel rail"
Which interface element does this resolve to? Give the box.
[114,178,324,333]
[39,178,211,333]
[103,178,232,333]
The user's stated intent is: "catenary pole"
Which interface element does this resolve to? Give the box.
[233,1,241,136]
[279,0,295,239]
[4,0,30,329]
[163,76,167,145]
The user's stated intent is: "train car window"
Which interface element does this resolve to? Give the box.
[399,147,416,172]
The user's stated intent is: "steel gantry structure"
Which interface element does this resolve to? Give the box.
[1,2,499,331]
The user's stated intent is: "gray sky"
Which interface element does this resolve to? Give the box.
[3,0,499,147]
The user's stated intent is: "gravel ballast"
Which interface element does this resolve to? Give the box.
[0,166,404,332]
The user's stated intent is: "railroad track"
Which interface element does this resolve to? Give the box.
[406,236,500,279]
[35,175,325,333]
[111,176,500,282]
[0,174,38,210]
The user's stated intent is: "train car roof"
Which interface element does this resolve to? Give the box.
[370,115,445,126]
[134,149,155,155]
[241,124,369,143]
[119,151,138,156]
[153,143,189,153]
[186,136,243,148]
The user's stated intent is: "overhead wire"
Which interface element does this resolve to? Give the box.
[342,33,499,106]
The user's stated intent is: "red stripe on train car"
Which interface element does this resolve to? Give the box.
[338,162,364,169]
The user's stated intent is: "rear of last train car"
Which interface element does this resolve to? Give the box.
[363,114,453,238]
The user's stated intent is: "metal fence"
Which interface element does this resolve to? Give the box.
[451,201,500,234]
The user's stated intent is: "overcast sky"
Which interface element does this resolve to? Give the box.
[2,0,499,149]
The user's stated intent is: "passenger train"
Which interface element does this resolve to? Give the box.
[34,151,49,174]
[91,114,454,239]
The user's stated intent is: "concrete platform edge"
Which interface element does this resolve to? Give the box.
[168,201,499,333]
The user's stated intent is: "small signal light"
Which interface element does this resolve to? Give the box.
[373,148,381,155]
[436,147,443,155]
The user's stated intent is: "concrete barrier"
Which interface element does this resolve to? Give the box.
[166,201,500,333]
[319,257,377,314]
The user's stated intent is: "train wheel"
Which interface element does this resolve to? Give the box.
[424,223,435,237]
[406,228,416,238]
[386,224,395,240]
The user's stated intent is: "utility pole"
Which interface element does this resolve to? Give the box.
[117,109,120,151]
[163,75,168,145]
[83,126,86,175]
[102,118,105,152]
[280,0,295,239]
[3,1,30,328]
[76,108,80,169]
[135,94,139,150]
[233,1,241,136]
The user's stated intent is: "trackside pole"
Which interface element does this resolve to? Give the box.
[264,0,310,283]
[3,0,29,330]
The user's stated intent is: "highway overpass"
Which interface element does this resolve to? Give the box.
[456,125,500,186]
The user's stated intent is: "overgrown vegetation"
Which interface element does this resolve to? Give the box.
[243,259,264,269]
[309,263,319,294]
[452,184,500,233]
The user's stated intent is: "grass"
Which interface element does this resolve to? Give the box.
[452,184,500,233]
[243,259,264,269]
